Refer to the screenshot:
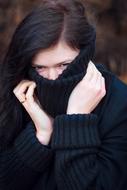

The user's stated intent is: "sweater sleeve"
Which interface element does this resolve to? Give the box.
[0,122,54,190]
[51,84,127,190]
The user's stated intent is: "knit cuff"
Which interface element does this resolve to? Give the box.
[51,114,101,149]
[14,122,53,172]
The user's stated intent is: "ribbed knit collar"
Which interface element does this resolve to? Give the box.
[29,42,95,118]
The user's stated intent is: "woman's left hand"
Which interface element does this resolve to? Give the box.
[67,61,106,114]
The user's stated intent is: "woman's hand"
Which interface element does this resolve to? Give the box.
[67,61,106,114]
[13,80,53,145]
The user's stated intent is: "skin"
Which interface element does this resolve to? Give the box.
[32,41,79,80]
[13,41,106,145]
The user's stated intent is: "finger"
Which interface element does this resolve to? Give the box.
[90,63,102,84]
[86,61,92,72]
[94,74,105,98]
[25,83,36,103]
[83,61,94,81]
[13,81,35,103]
[13,80,29,92]
[14,81,34,94]
[101,77,106,97]
[33,94,42,108]
[88,65,100,85]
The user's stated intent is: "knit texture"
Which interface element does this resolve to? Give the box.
[1,31,127,189]
[14,122,53,172]
[1,66,127,190]
[51,114,100,149]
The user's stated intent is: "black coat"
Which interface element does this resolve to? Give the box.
[1,65,127,190]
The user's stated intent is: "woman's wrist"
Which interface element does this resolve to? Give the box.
[67,107,91,114]
[36,130,52,145]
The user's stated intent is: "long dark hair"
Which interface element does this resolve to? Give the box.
[0,0,95,148]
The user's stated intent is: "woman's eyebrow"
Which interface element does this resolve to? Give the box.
[32,64,46,67]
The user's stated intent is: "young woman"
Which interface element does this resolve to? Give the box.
[0,0,127,190]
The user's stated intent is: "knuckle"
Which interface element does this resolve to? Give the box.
[97,71,102,77]
[101,88,106,96]
[99,72,102,76]
[13,89,16,94]
[13,90,20,97]
[31,82,36,87]
[102,76,105,82]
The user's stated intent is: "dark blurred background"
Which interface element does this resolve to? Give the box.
[0,0,127,82]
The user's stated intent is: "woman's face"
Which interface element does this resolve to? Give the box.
[32,41,79,80]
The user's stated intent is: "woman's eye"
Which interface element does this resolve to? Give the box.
[61,63,70,67]
[33,66,46,70]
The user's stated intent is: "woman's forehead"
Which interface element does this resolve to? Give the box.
[32,41,79,67]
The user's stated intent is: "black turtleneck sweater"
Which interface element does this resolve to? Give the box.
[1,64,127,190]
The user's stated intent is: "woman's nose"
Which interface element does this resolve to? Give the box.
[48,68,58,80]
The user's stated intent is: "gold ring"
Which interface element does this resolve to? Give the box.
[20,99,26,104]
[21,100,26,104]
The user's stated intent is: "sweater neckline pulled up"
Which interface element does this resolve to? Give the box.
[28,39,96,118]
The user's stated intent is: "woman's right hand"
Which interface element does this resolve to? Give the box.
[13,80,53,145]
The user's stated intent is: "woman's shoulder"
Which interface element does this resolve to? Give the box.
[95,63,127,135]
[95,63,127,115]
[96,63,127,94]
